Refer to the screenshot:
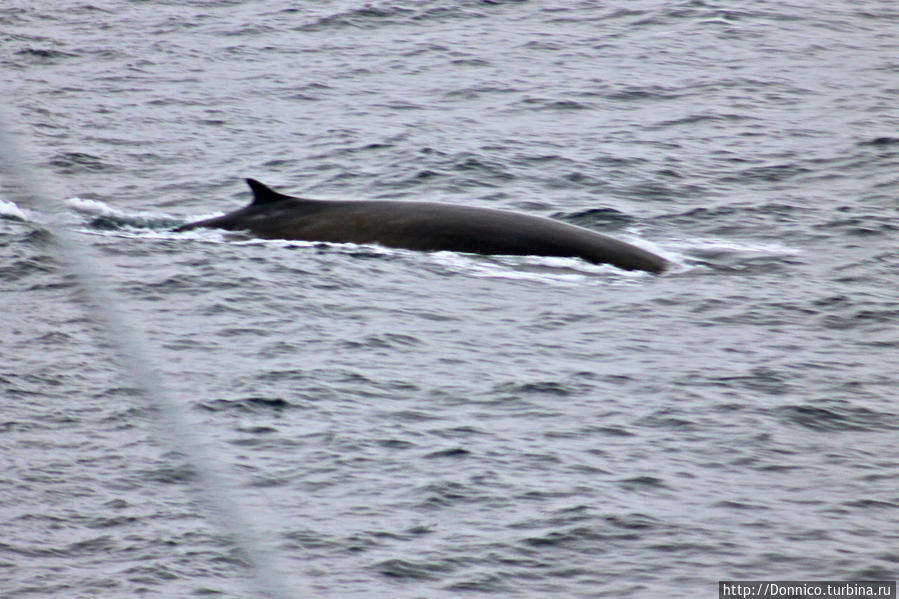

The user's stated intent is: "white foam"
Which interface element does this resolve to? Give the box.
[609,229,802,274]
[668,235,802,255]
[426,250,651,286]
[223,234,668,284]
[67,195,202,222]
[66,196,117,216]
[0,198,30,221]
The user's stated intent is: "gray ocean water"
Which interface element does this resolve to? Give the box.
[2,1,898,597]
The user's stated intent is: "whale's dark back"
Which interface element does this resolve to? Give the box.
[176,179,669,274]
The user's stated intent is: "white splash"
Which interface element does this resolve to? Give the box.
[0,197,30,221]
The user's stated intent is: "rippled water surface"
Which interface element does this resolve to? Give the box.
[2,1,898,597]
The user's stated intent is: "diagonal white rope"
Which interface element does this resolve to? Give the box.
[0,106,297,599]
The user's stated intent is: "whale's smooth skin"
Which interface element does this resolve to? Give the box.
[176,179,669,274]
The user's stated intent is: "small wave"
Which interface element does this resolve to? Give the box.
[198,397,293,413]
[724,162,813,184]
[48,151,116,174]
[670,236,801,255]
[294,4,418,32]
[14,47,79,64]
[425,447,471,459]
[859,136,899,146]
[663,235,801,271]
[617,476,671,492]
[0,198,31,222]
[375,557,444,581]
[563,207,635,229]
[776,403,898,432]
[604,86,681,102]
[67,197,204,233]
[514,97,597,111]
[294,1,491,33]
[494,380,575,397]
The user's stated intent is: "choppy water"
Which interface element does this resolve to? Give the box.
[2,1,898,597]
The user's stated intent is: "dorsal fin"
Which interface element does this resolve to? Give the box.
[246,178,293,205]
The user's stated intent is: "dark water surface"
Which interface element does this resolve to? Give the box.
[2,1,898,597]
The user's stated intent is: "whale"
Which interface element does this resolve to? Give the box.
[175,179,669,274]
